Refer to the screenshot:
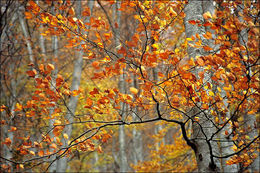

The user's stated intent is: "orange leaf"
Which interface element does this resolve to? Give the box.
[28,0,40,13]
[53,126,64,137]
[38,150,44,157]
[24,12,33,19]
[117,46,126,55]
[90,88,99,95]
[82,7,90,16]
[92,61,100,69]
[203,46,213,51]
[84,98,93,108]
[3,137,12,146]
[9,126,17,132]
[26,69,37,77]
[39,64,45,72]
[225,130,229,135]
[151,24,160,30]
[50,143,57,149]
[130,87,138,95]
[56,74,64,87]
[203,31,212,39]
[0,105,7,112]
[231,34,238,40]
[233,122,239,128]
[68,7,75,16]
[46,63,55,71]
[188,20,196,25]
[197,57,205,66]
[14,103,23,111]
[97,145,103,153]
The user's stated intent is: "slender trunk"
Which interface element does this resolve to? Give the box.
[94,152,100,171]
[153,67,165,153]
[118,73,128,172]
[131,75,143,165]
[2,62,17,171]
[0,3,18,171]
[18,9,34,63]
[184,1,221,172]
[55,1,94,172]
[35,0,46,62]
[202,1,238,172]
[48,6,59,171]
[238,4,259,172]
[113,1,128,172]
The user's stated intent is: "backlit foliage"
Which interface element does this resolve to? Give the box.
[1,0,259,172]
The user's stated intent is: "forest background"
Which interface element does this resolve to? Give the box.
[0,0,259,172]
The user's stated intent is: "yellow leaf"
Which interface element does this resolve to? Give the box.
[186,38,193,41]
[170,7,177,17]
[54,120,61,126]
[130,87,138,95]
[19,164,24,169]
[15,103,23,111]
[63,133,69,140]
[203,11,212,19]
[208,91,214,96]
[152,43,159,50]
[30,151,35,155]
[0,105,7,112]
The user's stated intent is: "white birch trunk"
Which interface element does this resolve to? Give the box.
[184,1,221,172]
[48,8,59,171]
[113,1,128,172]
[203,1,238,172]
[0,4,18,170]
[131,75,143,165]
[238,4,259,172]
[153,67,165,153]
[18,9,34,63]
[35,0,46,62]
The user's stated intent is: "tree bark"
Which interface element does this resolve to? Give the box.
[48,5,59,172]
[55,1,94,172]
[113,1,128,172]
[18,8,34,63]
[238,4,259,172]
[131,75,143,165]
[184,1,221,172]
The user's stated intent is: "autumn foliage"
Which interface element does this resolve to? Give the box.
[0,0,259,172]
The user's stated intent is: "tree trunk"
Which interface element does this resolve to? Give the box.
[131,75,143,165]
[18,9,34,63]
[113,1,128,172]
[238,4,259,172]
[203,1,238,172]
[48,5,59,172]
[55,1,94,172]
[184,1,221,172]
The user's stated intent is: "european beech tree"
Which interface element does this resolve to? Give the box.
[0,0,259,172]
